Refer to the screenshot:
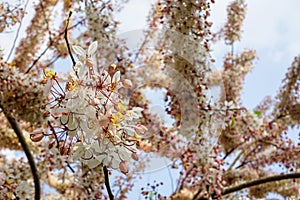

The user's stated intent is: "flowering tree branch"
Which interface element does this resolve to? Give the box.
[223,172,300,196]
[2,109,41,200]
[6,0,29,62]
[103,166,114,200]
[25,18,85,74]
[193,172,300,199]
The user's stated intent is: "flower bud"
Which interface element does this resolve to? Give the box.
[110,63,117,70]
[91,98,100,106]
[30,130,44,142]
[48,140,56,149]
[131,152,139,161]
[271,122,278,131]
[122,79,132,88]
[119,160,129,175]
[45,0,57,5]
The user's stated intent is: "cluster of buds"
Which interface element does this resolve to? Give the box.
[0,62,46,125]
[42,41,147,174]
[0,2,25,33]
[224,0,247,45]
[274,56,300,127]
[223,50,256,104]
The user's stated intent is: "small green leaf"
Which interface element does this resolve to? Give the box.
[149,191,154,200]
[230,116,235,127]
[253,110,262,117]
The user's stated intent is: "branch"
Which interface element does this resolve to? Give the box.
[64,11,76,67]
[227,148,245,171]
[194,172,300,200]
[4,112,41,200]
[25,44,52,74]
[223,172,300,196]
[25,18,85,74]
[103,166,114,200]
[6,0,30,62]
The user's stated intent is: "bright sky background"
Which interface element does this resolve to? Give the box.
[1,0,300,199]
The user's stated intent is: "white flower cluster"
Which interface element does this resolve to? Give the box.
[44,41,147,174]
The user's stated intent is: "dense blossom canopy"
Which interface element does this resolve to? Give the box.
[0,0,299,199]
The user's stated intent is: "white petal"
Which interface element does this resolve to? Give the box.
[78,63,87,79]
[60,114,69,125]
[91,141,101,153]
[80,120,95,139]
[118,149,131,160]
[110,157,120,169]
[68,115,78,130]
[44,79,52,96]
[88,41,98,56]
[72,144,85,160]
[79,54,85,62]
[132,107,144,112]
[87,157,101,169]
[72,45,86,56]
[52,107,69,114]
[102,70,111,85]
[120,127,136,136]
[69,130,77,138]
[112,71,120,83]
[74,61,83,71]
[95,154,107,163]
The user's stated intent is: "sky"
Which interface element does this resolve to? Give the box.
[1,0,300,198]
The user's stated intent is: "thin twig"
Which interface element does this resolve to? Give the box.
[25,18,85,74]
[166,160,174,193]
[176,163,195,192]
[6,0,30,61]
[66,162,75,173]
[46,56,59,67]
[222,147,236,160]
[47,120,60,148]
[64,11,76,67]
[227,148,246,171]
[3,110,41,200]
[134,32,150,63]
[103,165,114,200]
[26,45,52,74]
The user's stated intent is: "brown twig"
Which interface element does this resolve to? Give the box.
[194,172,300,200]
[3,110,41,200]
[103,165,114,200]
[64,11,76,67]
[25,17,84,74]
[25,44,52,74]
[176,163,196,192]
[47,120,59,148]
[223,172,300,196]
